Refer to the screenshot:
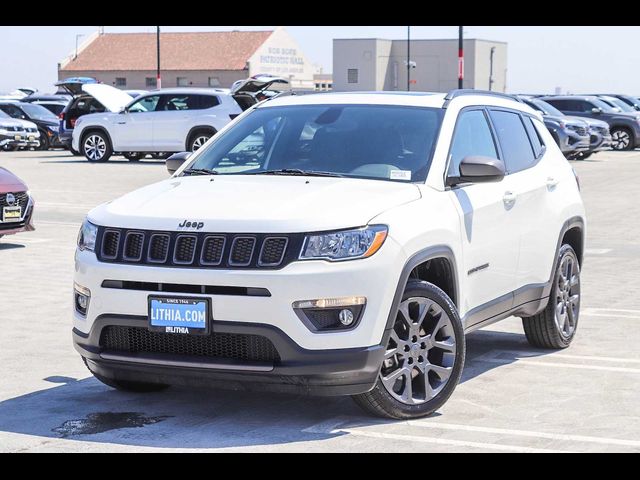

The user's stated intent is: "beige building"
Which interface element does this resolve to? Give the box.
[333,38,507,93]
[58,27,317,90]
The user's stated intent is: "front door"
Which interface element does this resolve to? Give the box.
[112,95,160,151]
[446,108,519,322]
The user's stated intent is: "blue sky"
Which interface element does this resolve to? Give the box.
[1,26,639,94]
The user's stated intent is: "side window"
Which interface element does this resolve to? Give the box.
[128,95,160,113]
[193,95,220,110]
[448,109,498,177]
[160,95,190,111]
[489,110,536,173]
[2,105,24,119]
[547,99,572,112]
[523,116,544,158]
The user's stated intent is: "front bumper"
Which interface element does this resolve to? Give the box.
[0,198,35,236]
[589,131,613,152]
[558,129,590,155]
[73,315,385,396]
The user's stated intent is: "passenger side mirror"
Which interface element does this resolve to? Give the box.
[591,107,602,114]
[119,106,127,114]
[455,156,505,185]
[166,151,191,175]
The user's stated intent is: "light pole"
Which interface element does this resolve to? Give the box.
[489,47,496,91]
[407,26,411,91]
[156,26,161,89]
[74,34,84,60]
[458,26,464,89]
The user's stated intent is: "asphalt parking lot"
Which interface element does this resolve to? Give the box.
[1,149,639,452]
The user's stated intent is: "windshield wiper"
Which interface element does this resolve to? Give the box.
[248,169,345,178]
[183,168,219,176]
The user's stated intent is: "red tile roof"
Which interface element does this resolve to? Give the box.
[61,31,273,72]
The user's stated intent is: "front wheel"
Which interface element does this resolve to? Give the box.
[37,131,50,151]
[82,132,112,162]
[352,280,465,419]
[522,244,581,349]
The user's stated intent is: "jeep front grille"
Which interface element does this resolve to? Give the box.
[96,227,302,270]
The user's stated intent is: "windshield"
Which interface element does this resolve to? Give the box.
[187,104,443,182]
[20,103,58,121]
[529,99,564,117]
[590,98,617,112]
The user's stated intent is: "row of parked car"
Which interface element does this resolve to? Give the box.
[518,93,640,159]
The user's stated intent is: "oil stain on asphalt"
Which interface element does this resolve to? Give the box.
[52,412,171,438]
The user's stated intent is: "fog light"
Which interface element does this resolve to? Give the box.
[293,297,366,332]
[338,309,354,326]
[74,282,91,316]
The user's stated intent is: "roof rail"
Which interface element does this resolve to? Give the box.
[444,89,523,107]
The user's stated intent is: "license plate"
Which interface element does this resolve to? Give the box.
[2,206,21,222]
[14,135,22,141]
[148,296,210,335]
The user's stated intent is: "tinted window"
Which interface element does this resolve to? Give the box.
[523,117,544,157]
[0,105,25,119]
[20,103,57,121]
[160,95,191,111]
[191,95,220,110]
[448,110,498,177]
[489,110,536,173]
[128,95,160,113]
[189,105,443,183]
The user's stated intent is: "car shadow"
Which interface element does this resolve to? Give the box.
[0,242,26,251]
[0,328,556,449]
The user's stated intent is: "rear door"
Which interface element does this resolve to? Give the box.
[487,109,559,295]
[111,94,160,151]
[446,108,519,321]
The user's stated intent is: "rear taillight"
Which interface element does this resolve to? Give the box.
[572,167,581,191]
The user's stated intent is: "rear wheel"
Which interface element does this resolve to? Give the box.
[352,280,465,419]
[522,244,581,349]
[151,152,171,160]
[188,130,215,152]
[578,151,593,160]
[82,131,112,162]
[37,131,50,151]
[611,127,634,151]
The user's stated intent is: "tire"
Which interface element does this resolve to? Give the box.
[611,127,634,151]
[522,244,581,349]
[578,152,593,160]
[81,131,112,162]
[37,131,50,151]
[352,280,465,419]
[188,130,214,152]
[151,152,171,160]
[83,359,169,392]
[124,152,144,162]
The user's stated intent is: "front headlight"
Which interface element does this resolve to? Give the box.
[300,225,388,261]
[77,219,98,252]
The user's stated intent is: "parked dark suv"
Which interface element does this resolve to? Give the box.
[541,95,640,151]
[0,102,64,150]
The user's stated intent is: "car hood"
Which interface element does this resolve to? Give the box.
[0,167,27,191]
[0,117,36,130]
[82,84,133,112]
[571,116,609,128]
[89,175,422,233]
[544,115,586,127]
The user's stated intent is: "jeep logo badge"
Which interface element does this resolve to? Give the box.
[178,220,204,230]
[6,193,15,206]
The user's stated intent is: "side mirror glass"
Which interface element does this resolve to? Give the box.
[166,151,191,175]
[591,107,602,114]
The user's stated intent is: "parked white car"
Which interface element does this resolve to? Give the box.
[72,76,288,162]
[73,90,586,419]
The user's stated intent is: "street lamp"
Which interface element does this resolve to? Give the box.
[458,26,464,89]
[156,26,161,89]
[74,34,84,60]
[489,47,496,91]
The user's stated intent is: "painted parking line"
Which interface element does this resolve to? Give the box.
[408,421,640,449]
[582,307,640,319]
[302,418,567,453]
[474,350,640,374]
[304,416,640,451]
[584,248,612,255]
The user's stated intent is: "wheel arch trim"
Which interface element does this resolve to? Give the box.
[384,245,459,331]
[185,125,217,151]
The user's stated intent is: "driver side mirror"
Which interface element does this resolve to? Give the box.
[591,107,602,114]
[449,156,505,186]
[119,106,127,114]
[166,151,191,175]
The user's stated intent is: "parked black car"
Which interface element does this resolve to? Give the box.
[541,95,640,151]
[0,101,64,150]
[28,100,68,117]
[519,96,590,159]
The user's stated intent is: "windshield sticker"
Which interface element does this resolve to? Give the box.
[390,170,412,181]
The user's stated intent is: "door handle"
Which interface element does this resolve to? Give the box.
[117,121,127,125]
[546,177,559,189]
[503,191,517,208]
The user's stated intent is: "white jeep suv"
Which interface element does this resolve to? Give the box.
[72,76,288,162]
[73,90,586,419]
